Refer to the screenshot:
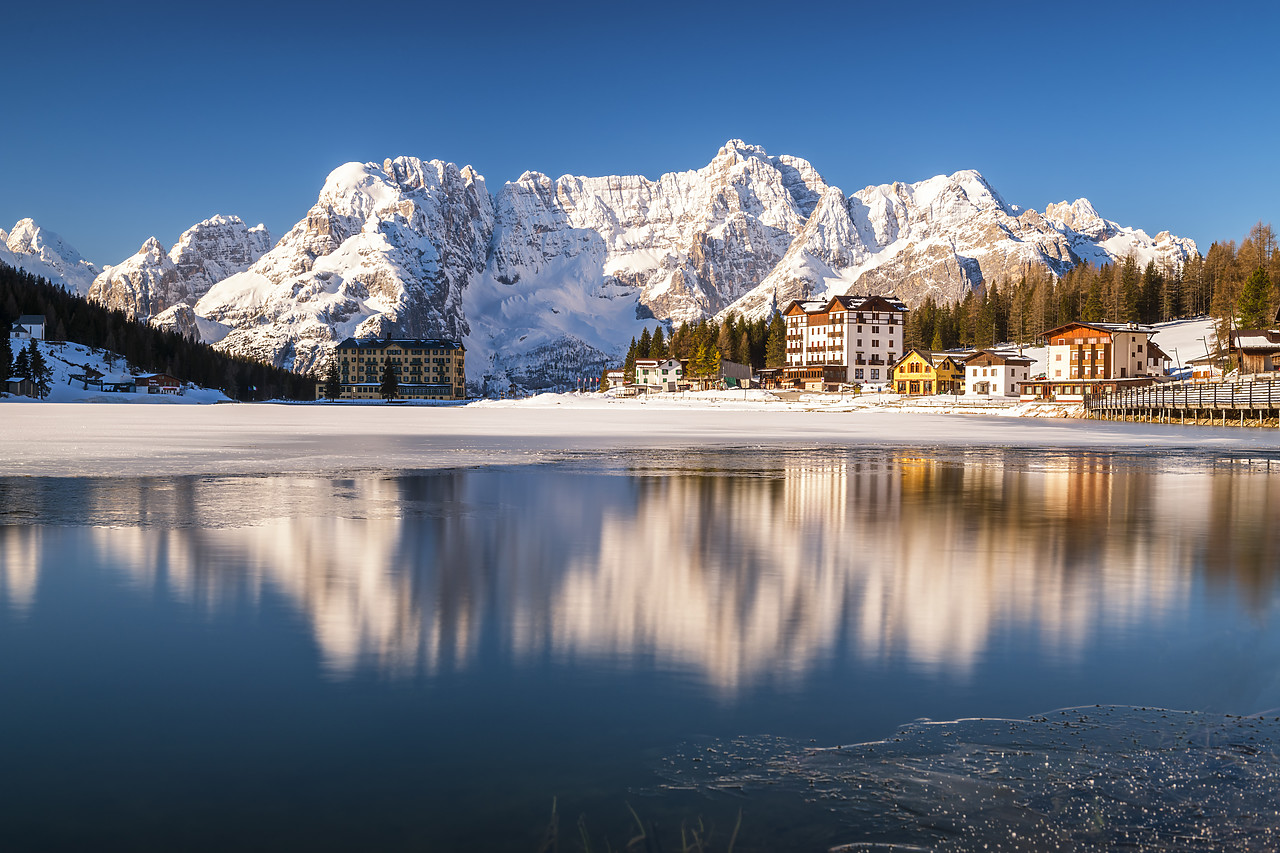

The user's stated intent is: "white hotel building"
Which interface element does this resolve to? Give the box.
[782,295,908,388]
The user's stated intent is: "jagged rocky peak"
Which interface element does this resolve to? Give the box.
[3,218,102,295]
[87,237,178,321]
[195,156,495,373]
[485,139,829,330]
[1044,198,1108,237]
[169,215,272,301]
[86,216,271,322]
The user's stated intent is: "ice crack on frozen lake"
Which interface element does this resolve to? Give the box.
[654,707,1280,851]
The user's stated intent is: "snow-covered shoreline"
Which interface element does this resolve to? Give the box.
[4,396,1279,479]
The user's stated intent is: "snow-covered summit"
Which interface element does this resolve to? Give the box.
[195,156,493,373]
[2,218,102,295]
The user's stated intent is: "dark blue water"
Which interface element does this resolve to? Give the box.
[2,449,1279,850]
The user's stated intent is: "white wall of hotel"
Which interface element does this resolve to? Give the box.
[966,361,1031,397]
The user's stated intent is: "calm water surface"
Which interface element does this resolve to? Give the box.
[2,448,1279,850]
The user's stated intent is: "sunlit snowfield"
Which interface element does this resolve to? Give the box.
[3,426,1280,848]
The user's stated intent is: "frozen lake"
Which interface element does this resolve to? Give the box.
[3,416,1280,848]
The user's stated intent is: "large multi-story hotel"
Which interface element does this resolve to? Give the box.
[782,294,908,388]
[322,338,466,400]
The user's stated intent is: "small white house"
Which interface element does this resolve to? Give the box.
[635,358,684,392]
[10,315,45,341]
[966,350,1034,398]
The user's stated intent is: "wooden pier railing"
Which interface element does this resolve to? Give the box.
[1086,379,1280,426]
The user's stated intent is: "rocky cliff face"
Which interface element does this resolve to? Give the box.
[194,157,493,373]
[2,219,101,295]
[720,170,1197,321]
[87,237,177,320]
[86,216,271,322]
[463,140,831,390]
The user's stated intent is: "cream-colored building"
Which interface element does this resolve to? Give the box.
[322,338,466,400]
[965,350,1034,398]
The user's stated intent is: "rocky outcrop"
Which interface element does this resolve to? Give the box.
[87,237,178,321]
[168,215,272,306]
[87,216,271,322]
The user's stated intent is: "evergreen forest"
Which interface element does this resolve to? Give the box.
[0,262,314,400]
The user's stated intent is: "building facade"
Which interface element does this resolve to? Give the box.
[892,350,967,395]
[965,350,1033,398]
[323,338,466,400]
[783,294,907,388]
[1043,322,1164,382]
[634,358,685,391]
[9,315,45,341]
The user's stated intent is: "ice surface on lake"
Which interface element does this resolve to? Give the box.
[656,707,1280,851]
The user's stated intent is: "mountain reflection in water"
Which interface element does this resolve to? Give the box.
[5,449,1278,695]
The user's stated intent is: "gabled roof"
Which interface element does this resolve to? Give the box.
[1042,321,1157,339]
[783,294,909,317]
[1231,329,1280,351]
[893,348,934,369]
[829,293,908,313]
[967,349,1035,367]
[16,315,45,325]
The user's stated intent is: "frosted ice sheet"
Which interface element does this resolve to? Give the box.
[655,707,1280,851]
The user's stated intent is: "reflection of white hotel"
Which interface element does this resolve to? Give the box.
[0,527,41,613]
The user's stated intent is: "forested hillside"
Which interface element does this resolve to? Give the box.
[0,263,313,400]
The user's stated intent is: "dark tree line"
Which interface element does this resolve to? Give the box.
[622,312,788,377]
[0,262,314,400]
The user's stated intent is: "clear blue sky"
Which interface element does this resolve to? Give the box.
[3,0,1277,266]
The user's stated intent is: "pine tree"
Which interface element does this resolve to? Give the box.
[597,368,610,393]
[637,327,652,359]
[323,360,342,400]
[650,325,667,359]
[1237,267,1274,329]
[765,314,786,368]
[379,356,399,401]
[27,340,51,398]
[1082,282,1105,322]
[623,336,638,380]
[13,344,29,382]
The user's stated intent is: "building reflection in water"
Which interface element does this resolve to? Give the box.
[3,451,1279,691]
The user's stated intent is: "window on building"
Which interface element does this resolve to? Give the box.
[870,369,880,380]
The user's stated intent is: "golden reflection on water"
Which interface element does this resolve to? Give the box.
[2,451,1279,690]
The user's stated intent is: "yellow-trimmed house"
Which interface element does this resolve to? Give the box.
[892,349,967,395]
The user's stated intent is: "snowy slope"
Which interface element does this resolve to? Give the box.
[1,340,230,404]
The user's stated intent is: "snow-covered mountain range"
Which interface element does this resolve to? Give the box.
[3,141,1197,391]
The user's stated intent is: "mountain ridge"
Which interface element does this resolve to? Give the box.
[3,142,1197,390]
